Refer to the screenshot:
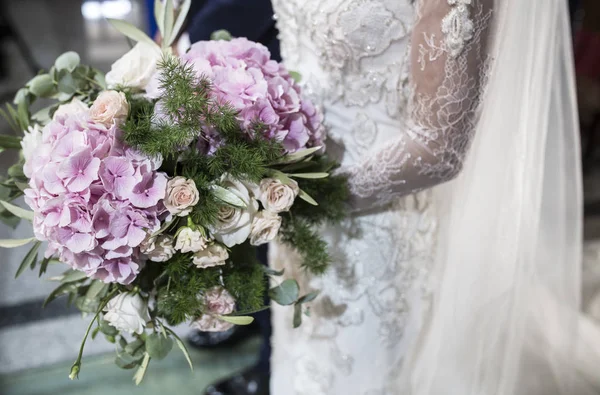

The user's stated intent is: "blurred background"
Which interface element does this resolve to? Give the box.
[0,0,598,394]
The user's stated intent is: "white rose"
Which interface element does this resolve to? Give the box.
[164,177,200,217]
[21,124,43,177]
[105,42,162,90]
[191,287,235,332]
[90,90,129,127]
[258,178,299,213]
[175,227,208,253]
[141,234,175,262]
[193,243,229,268]
[210,177,258,247]
[250,211,282,246]
[53,98,89,120]
[103,293,151,335]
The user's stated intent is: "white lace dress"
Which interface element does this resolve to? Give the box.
[269,0,493,393]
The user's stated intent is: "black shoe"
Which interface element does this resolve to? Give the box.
[204,365,269,395]
[187,321,260,350]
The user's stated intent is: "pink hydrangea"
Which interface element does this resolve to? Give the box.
[24,113,168,284]
[180,38,324,153]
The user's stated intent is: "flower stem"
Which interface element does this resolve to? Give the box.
[69,288,118,380]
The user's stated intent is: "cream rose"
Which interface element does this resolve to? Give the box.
[193,243,229,268]
[90,90,129,127]
[210,177,258,247]
[103,293,150,335]
[141,234,175,262]
[250,211,282,246]
[175,227,208,253]
[191,287,236,332]
[105,42,161,90]
[164,177,200,217]
[258,178,299,213]
[53,98,89,120]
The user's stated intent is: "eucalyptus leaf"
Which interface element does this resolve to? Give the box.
[293,303,302,328]
[212,185,247,208]
[86,280,108,299]
[0,212,21,229]
[133,353,151,385]
[219,315,254,325]
[51,269,88,283]
[108,18,159,50]
[168,0,192,46]
[93,71,106,89]
[210,30,233,41]
[17,100,29,130]
[288,172,329,179]
[0,237,35,248]
[269,279,299,306]
[298,189,318,206]
[55,51,80,72]
[8,164,25,178]
[99,319,119,337]
[297,291,320,304]
[15,241,40,278]
[13,88,29,105]
[115,351,142,370]
[31,105,53,124]
[146,332,173,360]
[0,200,34,221]
[27,74,54,97]
[53,92,73,102]
[58,73,78,95]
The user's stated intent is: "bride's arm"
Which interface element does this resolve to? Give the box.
[340,0,494,212]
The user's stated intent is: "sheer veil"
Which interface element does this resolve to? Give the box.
[400,0,600,393]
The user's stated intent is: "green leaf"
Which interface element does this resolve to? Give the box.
[269,279,299,306]
[168,0,191,46]
[31,105,53,124]
[297,291,320,304]
[0,200,33,221]
[55,52,80,72]
[289,71,302,83]
[108,19,160,50]
[15,241,41,278]
[91,326,100,340]
[154,0,165,38]
[212,185,247,208]
[162,0,175,47]
[219,315,254,325]
[164,328,193,371]
[43,282,78,307]
[293,303,302,328]
[38,256,51,277]
[288,172,329,179]
[146,332,173,360]
[0,106,19,133]
[27,74,55,97]
[275,146,322,164]
[50,269,88,283]
[115,351,143,370]
[86,280,108,300]
[17,100,29,130]
[298,189,318,206]
[0,134,23,149]
[133,353,151,385]
[210,30,233,41]
[8,164,25,178]
[0,237,35,248]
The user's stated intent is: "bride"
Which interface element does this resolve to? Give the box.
[269,0,600,394]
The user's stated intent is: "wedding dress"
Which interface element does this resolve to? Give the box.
[269,0,600,394]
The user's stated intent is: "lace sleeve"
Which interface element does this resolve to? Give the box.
[340,0,494,212]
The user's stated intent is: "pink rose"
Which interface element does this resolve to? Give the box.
[192,286,236,332]
[164,177,200,217]
[90,90,129,127]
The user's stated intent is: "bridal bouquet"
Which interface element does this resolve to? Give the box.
[0,0,346,383]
